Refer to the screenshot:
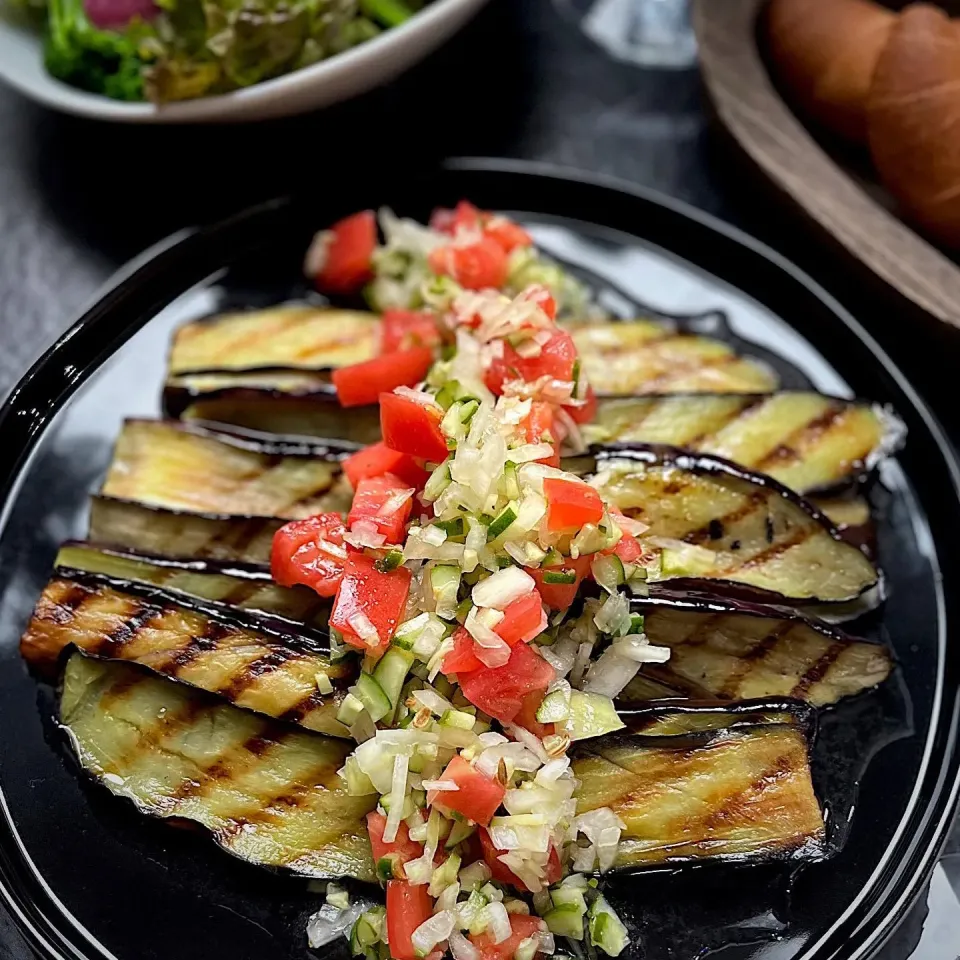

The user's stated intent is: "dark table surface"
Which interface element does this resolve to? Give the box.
[0,1,958,957]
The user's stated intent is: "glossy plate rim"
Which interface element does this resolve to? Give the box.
[0,157,958,960]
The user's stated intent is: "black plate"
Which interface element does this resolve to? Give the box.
[0,159,958,960]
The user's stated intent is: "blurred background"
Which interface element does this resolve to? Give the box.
[0,0,959,958]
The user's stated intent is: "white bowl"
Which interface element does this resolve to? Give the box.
[0,0,489,122]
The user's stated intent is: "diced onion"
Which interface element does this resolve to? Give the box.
[348,610,380,646]
[305,902,368,949]
[472,567,535,610]
[484,902,512,944]
[383,753,409,844]
[450,932,480,960]
[411,910,456,955]
[422,779,459,792]
[581,648,642,698]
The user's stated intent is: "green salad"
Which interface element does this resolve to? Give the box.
[12,0,427,103]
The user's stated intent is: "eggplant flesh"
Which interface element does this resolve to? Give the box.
[589,448,878,604]
[166,378,381,446]
[23,571,350,736]
[619,602,892,707]
[54,542,330,631]
[102,420,352,519]
[585,394,900,495]
[572,704,825,870]
[89,496,281,569]
[60,655,376,880]
[562,319,778,395]
[169,306,379,375]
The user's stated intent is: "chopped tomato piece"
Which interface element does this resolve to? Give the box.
[381,310,442,353]
[564,384,598,425]
[544,477,604,531]
[386,881,435,960]
[367,812,424,867]
[380,391,449,463]
[429,201,476,234]
[513,690,555,740]
[531,553,592,611]
[330,550,412,653]
[427,755,505,826]
[270,513,346,597]
[314,210,376,294]
[519,285,557,320]
[484,216,533,253]
[332,348,433,408]
[470,914,546,960]
[428,237,508,290]
[343,442,429,491]
[458,642,555,723]
[495,592,546,645]
[484,330,578,396]
[441,626,486,676]
[613,534,643,564]
[480,828,561,892]
[347,473,415,544]
[524,401,560,467]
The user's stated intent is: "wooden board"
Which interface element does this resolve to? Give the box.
[692,0,960,328]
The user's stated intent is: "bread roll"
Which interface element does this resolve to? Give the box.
[867,4,960,247]
[766,0,895,142]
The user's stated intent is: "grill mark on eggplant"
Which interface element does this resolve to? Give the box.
[34,581,95,624]
[98,601,164,659]
[716,622,797,698]
[219,647,301,701]
[279,688,328,725]
[790,641,849,697]
[681,395,767,448]
[633,352,740,392]
[701,749,797,831]
[755,404,845,471]
[727,524,815,573]
[164,620,233,675]
[683,492,767,546]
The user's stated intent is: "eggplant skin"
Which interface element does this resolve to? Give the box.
[89,496,281,569]
[60,655,377,881]
[586,394,901,495]
[572,718,825,870]
[169,306,379,375]
[619,603,892,707]
[102,419,353,519]
[562,320,778,395]
[590,447,879,604]
[53,542,330,634]
[22,572,351,737]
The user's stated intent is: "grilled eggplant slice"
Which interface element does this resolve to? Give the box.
[165,374,381,445]
[101,420,353,519]
[587,446,879,605]
[89,496,281,569]
[563,319,778,395]
[169,306,379,375]
[572,700,825,870]
[619,598,892,706]
[23,570,350,736]
[52,541,330,630]
[585,394,902,495]
[61,654,377,880]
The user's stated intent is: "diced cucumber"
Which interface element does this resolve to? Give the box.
[373,646,415,724]
[424,463,452,501]
[352,673,391,723]
[536,689,571,723]
[589,897,629,956]
[428,852,461,896]
[455,597,473,623]
[326,882,350,909]
[375,549,404,573]
[446,820,477,849]
[542,568,576,585]
[501,461,521,501]
[459,860,492,891]
[433,517,465,538]
[377,853,403,881]
[435,379,462,410]
[629,613,645,634]
[432,673,456,699]
[460,400,480,423]
[542,548,563,567]
[431,564,461,620]
[440,708,476,730]
[487,501,519,541]
[543,903,585,939]
[566,690,624,740]
[337,692,368,727]
[591,554,625,595]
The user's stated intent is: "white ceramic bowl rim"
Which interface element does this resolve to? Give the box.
[0,0,481,120]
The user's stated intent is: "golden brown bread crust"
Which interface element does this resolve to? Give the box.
[867,4,960,247]
[766,0,894,141]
